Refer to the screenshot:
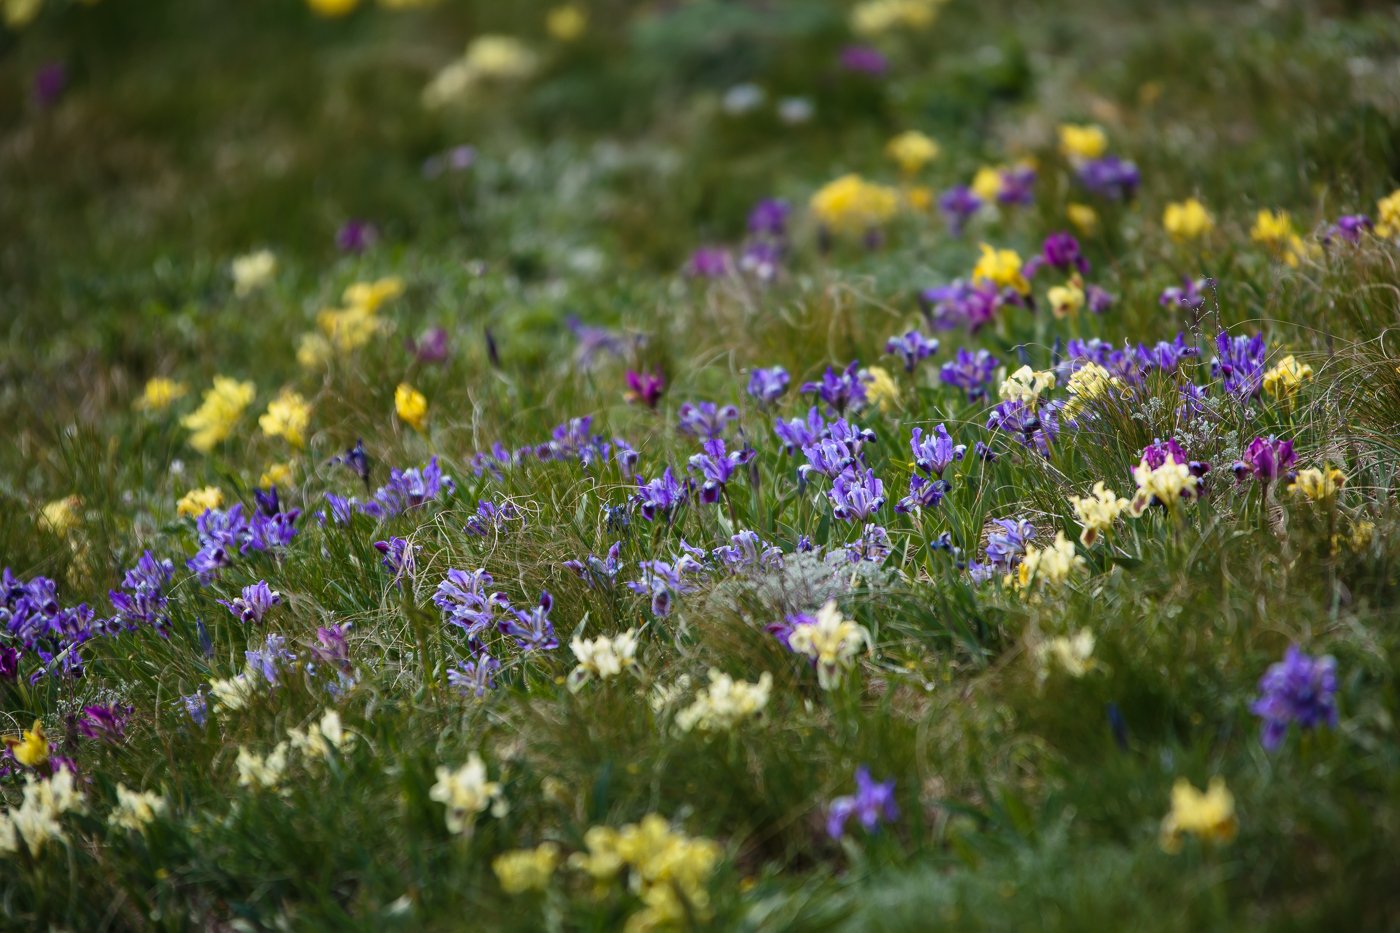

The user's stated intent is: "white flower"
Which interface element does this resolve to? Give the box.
[236,742,289,791]
[210,672,260,712]
[675,670,772,733]
[1034,629,1097,682]
[568,628,640,691]
[109,784,167,833]
[230,249,277,297]
[288,709,353,761]
[787,600,872,690]
[429,753,507,835]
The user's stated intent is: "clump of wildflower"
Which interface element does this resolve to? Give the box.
[803,361,867,415]
[1261,354,1312,407]
[259,389,312,447]
[1047,280,1085,319]
[495,842,561,894]
[219,580,282,625]
[423,36,538,108]
[502,592,560,653]
[885,330,938,372]
[1374,189,1400,238]
[448,654,501,697]
[0,770,85,857]
[885,130,940,175]
[1160,777,1237,853]
[231,250,277,297]
[1061,362,1121,421]
[1288,466,1345,500]
[624,370,665,409]
[567,628,640,691]
[1129,453,1198,516]
[677,400,739,439]
[209,672,260,712]
[568,814,722,930]
[1058,123,1108,161]
[827,766,898,839]
[999,365,1056,407]
[39,495,80,537]
[429,752,508,835]
[862,365,902,414]
[109,784,167,833]
[177,486,224,518]
[940,347,998,399]
[1163,198,1214,241]
[236,742,289,791]
[135,377,188,412]
[972,243,1030,294]
[307,0,357,16]
[287,709,353,761]
[1016,531,1085,589]
[809,174,899,237]
[675,670,772,733]
[1034,629,1097,682]
[1250,645,1338,751]
[1067,202,1098,234]
[182,376,256,453]
[1232,436,1296,484]
[747,366,790,405]
[1069,482,1130,546]
[74,703,132,743]
[786,600,872,689]
[1250,209,1295,248]
[395,383,428,431]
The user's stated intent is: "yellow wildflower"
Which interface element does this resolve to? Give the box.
[1047,280,1085,318]
[1034,629,1096,681]
[809,174,900,235]
[135,377,188,412]
[1066,202,1099,235]
[1250,209,1294,246]
[1288,466,1345,501]
[307,0,357,15]
[567,628,640,691]
[1016,531,1085,589]
[259,462,293,488]
[177,486,224,518]
[395,383,429,431]
[109,784,167,833]
[886,130,940,175]
[494,842,561,894]
[259,389,313,448]
[970,166,1003,201]
[1058,123,1108,161]
[317,305,380,352]
[998,365,1056,407]
[972,243,1030,294]
[1062,361,1122,420]
[1375,189,1400,238]
[1069,481,1130,546]
[1262,354,1312,407]
[296,333,334,369]
[40,496,80,536]
[1160,777,1237,853]
[1128,455,1196,517]
[905,185,934,211]
[2,0,42,28]
[675,670,772,733]
[429,753,508,835]
[342,276,404,313]
[4,720,49,768]
[546,4,586,41]
[786,600,872,690]
[230,250,277,297]
[850,0,939,36]
[862,365,902,413]
[1163,198,1214,242]
[463,35,538,81]
[182,376,256,453]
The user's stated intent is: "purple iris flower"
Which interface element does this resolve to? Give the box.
[895,474,950,513]
[464,498,521,538]
[748,366,791,406]
[625,370,666,409]
[802,361,867,415]
[985,518,1036,570]
[626,554,705,616]
[1159,276,1211,311]
[567,316,643,369]
[1075,155,1141,201]
[246,633,296,685]
[1250,645,1339,751]
[1086,284,1114,314]
[678,401,739,439]
[919,281,1002,333]
[309,623,353,673]
[996,165,1037,206]
[829,469,886,522]
[826,766,898,839]
[838,45,888,76]
[408,327,451,364]
[845,524,893,564]
[434,568,507,636]
[220,581,282,625]
[332,439,372,489]
[885,331,939,372]
[181,692,208,727]
[739,241,784,282]
[448,654,501,697]
[939,348,999,401]
[1212,331,1269,398]
[748,199,791,237]
[938,185,983,235]
[713,530,783,573]
[775,407,826,455]
[1233,436,1296,483]
[374,537,420,584]
[1024,232,1090,278]
[370,457,455,516]
[563,542,623,588]
[910,425,966,478]
[633,467,691,522]
[108,551,175,636]
[75,703,133,743]
[688,438,756,504]
[986,400,1061,457]
[686,247,733,279]
[1324,215,1372,245]
[336,219,378,254]
[502,592,559,652]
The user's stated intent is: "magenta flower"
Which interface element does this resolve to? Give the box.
[625,370,666,409]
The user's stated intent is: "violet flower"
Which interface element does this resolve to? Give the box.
[688,438,756,504]
[1250,645,1338,751]
[827,766,898,839]
[885,331,939,372]
[625,370,666,409]
[802,361,867,415]
[939,348,999,401]
[336,219,378,254]
[678,401,739,439]
[748,366,791,406]
[219,580,281,625]
[1233,436,1296,484]
[938,185,983,235]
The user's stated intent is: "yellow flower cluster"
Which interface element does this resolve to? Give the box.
[809,174,900,235]
[568,628,640,691]
[1057,123,1108,161]
[430,752,509,835]
[568,815,722,933]
[259,389,313,448]
[0,769,84,857]
[1163,198,1214,242]
[1250,210,1316,267]
[675,669,773,733]
[1015,531,1085,589]
[972,243,1030,294]
[287,710,353,762]
[182,376,256,453]
[1288,466,1345,501]
[1061,361,1121,421]
[177,485,224,518]
[787,600,872,690]
[885,130,940,175]
[135,377,188,412]
[209,672,260,712]
[1034,629,1096,682]
[1160,777,1237,853]
[1128,455,1196,517]
[1375,188,1400,238]
[1068,481,1130,546]
[4,720,49,768]
[850,0,942,36]
[298,276,404,368]
[40,496,81,537]
[998,364,1056,408]
[236,743,290,792]
[494,842,561,894]
[1066,202,1099,235]
[1261,354,1312,407]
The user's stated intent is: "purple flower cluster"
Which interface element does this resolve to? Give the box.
[434,569,510,637]
[802,362,867,415]
[1075,155,1141,201]
[108,551,176,636]
[829,469,886,522]
[374,536,420,584]
[2,569,98,680]
[884,331,939,373]
[1060,333,1198,385]
[1024,232,1090,278]
[219,580,282,625]
[967,517,1036,583]
[1250,645,1338,751]
[188,500,301,583]
[321,457,454,525]
[919,281,1004,333]
[563,542,623,588]
[1158,276,1212,311]
[1232,436,1296,483]
[740,198,791,282]
[1323,215,1371,245]
[688,438,756,504]
[625,370,665,409]
[712,530,784,573]
[626,550,706,616]
[501,593,560,652]
[634,467,692,523]
[797,417,876,481]
[895,425,965,514]
[678,401,740,439]
[464,498,522,537]
[939,348,999,401]
[74,703,132,743]
[938,185,983,235]
[1212,331,1269,398]
[246,633,297,685]
[986,399,1061,457]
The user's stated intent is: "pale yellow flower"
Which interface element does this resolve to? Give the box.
[109,784,167,833]
[809,174,900,235]
[2,0,43,29]
[236,742,289,791]
[675,670,772,733]
[307,0,356,16]
[135,377,188,412]
[177,486,224,518]
[259,389,312,448]
[970,166,1003,202]
[1128,455,1196,517]
[1069,481,1130,546]
[787,600,872,689]
[972,243,1029,294]
[1160,777,1237,853]
[1261,355,1312,407]
[862,365,902,414]
[998,365,1056,407]
[342,276,404,313]
[182,376,256,453]
[850,0,939,36]
[1067,202,1099,235]
[259,462,293,488]
[40,496,81,536]
[1375,189,1400,238]
[546,4,586,41]
[1047,280,1084,319]
[231,250,277,297]
[429,753,508,835]
[1034,629,1096,681]
[1016,531,1085,589]
[1250,209,1294,246]
[885,130,940,175]
[568,628,640,691]
[494,842,560,894]
[1288,466,1345,501]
